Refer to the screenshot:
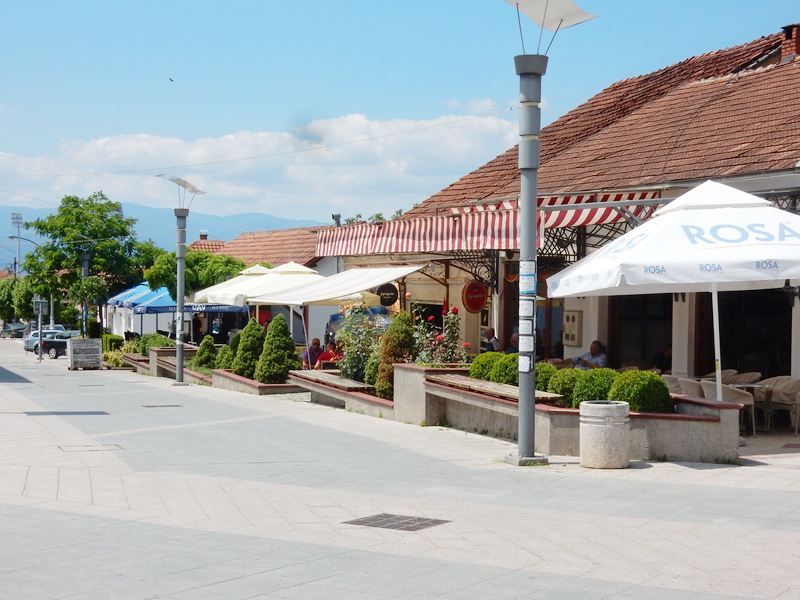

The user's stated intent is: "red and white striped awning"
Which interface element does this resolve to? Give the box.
[316,192,660,256]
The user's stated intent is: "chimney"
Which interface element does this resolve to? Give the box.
[199,229,208,240]
[781,24,800,58]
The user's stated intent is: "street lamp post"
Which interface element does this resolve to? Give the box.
[500,0,595,465]
[157,174,206,385]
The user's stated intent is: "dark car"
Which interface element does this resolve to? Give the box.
[0,323,26,338]
[39,331,81,359]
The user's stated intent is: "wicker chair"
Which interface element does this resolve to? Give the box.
[727,372,762,385]
[677,378,704,397]
[701,369,738,384]
[661,374,682,394]
[758,377,800,432]
[700,380,757,437]
[769,392,800,436]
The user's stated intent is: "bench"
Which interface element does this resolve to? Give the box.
[425,373,563,403]
[288,369,375,393]
[287,369,390,418]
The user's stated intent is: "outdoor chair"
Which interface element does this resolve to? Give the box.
[701,369,738,384]
[727,371,762,385]
[756,377,800,432]
[677,378,704,398]
[700,380,757,437]
[768,392,800,436]
[661,374,682,394]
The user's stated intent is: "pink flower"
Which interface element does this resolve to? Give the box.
[427,315,435,322]
[436,334,444,341]
[463,342,470,347]
[451,307,459,315]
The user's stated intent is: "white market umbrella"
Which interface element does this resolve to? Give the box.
[192,264,272,303]
[546,180,800,400]
[207,262,322,306]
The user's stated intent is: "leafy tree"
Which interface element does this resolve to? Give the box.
[254,314,301,383]
[375,311,414,400]
[343,214,363,224]
[368,213,385,223]
[391,209,404,220]
[68,275,109,325]
[11,276,36,321]
[0,278,17,322]
[144,249,245,299]
[232,318,266,380]
[25,192,139,300]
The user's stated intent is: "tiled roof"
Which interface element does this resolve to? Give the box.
[402,31,786,218]
[210,226,329,267]
[189,239,226,253]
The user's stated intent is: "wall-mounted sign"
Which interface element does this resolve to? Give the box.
[462,280,488,313]
[376,283,399,306]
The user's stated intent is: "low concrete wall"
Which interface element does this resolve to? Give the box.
[211,369,306,395]
[393,364,742,462]
[287,374,394,419]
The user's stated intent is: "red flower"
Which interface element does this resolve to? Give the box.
[427,315,435,322]
[436,334,444,341]
[463,342,470,347]
[451,307,459,315]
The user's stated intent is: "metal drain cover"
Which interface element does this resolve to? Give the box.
[344,513,449,531]
[142,404,182,408]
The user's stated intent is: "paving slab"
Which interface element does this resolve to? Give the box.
[1,338,799,599]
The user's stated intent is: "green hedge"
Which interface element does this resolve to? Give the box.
[608,370,673,413]
[547,368,585,407]
[469,352,503,381]
[572,368,619,408]
[101,334,124,353]
[488,353,519,386]
[535,362,558,391]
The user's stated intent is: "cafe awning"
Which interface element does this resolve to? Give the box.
[316,192,660,256]
[247,265,423,307]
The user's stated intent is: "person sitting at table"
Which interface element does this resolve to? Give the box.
[504,333,519,355]
[302,338,324,369]
[314,341,343,369]
[651,344,672,373]
[556,340,608,370]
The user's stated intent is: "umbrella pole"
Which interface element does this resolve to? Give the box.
[711,284,723,401]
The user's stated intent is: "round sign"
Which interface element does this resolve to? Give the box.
[375,283,399,306]
[462,280,488,313]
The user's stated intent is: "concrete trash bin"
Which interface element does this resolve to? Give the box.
[579,400,630,469]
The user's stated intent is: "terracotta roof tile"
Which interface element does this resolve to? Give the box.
[190,239,226,253]
[402,31,785,218]
[209,225,334,268]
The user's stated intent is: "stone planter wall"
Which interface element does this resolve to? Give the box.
[393,363,742,462]
[211,369,306,395]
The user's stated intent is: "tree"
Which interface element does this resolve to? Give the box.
[375,311,415,400]
[25,192,139,300]
[11,276,36,321]
[0,278,17,322]
[232,318,266,380]
[68,276,109,325]
[194,334,218,368]
[144,249,245,299]
[254,314,301,383]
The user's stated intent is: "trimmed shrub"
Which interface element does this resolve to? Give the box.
[102,334,124,353]
[194,334,218,368]
[489,353,519,386]
[375,311,415,400]
[87,319,102,339]
[229,331,241,356]
[254,314,301,383]
[120,339,140,354]
[572,368,619,409]
[337,309,382,383]
[469,352,503,381]
[138,332,174,355]
[608,370,674,413]
[103,350,124,367]
[535,362,558,391]
[215,345,234,370]
[547,368,585,407]
[232,319,266,380]
[363,346,381,386]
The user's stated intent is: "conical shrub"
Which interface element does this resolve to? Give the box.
[232,318,266,380]
[375,311,414,400]
[254,314,301,383]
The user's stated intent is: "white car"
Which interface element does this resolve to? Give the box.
[23,330,62,353]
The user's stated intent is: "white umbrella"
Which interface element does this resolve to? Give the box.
[547,180,800,400]
[192,264,272,303]
[207,262,322,306]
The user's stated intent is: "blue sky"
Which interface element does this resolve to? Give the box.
[1,1,797,233]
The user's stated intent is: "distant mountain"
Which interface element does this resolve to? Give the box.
[0,203,326,271]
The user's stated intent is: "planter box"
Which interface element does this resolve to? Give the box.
[67,338,102,370]
[393,364,742,463]
[211,369,306,395]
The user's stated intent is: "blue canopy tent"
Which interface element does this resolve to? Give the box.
[105,283,248,341]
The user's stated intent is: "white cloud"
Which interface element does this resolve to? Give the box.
[0,111,518,222]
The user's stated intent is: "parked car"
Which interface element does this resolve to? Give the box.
[40,331,80,359]
[24,330,61,354]
[0,322,26,338]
